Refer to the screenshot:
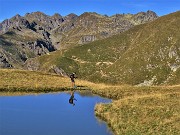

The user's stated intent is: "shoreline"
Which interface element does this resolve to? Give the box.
[0,69,179,134]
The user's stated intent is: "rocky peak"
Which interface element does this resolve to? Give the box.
[51,13,63,19]
[76,12,102,27]
[146,10,158,19]
[113,14,125,18]
[111,10,158,24]
[12,14,21,19]
[79,12,101,19]
[133,10,158,23]
[51,13,64,25]
[111,13,131,22]
[0,14,30,34]
[28,11,47,17]
[63,13,78,22]
[25,12,62,30]
[25,11,50,22]
[147,10,158,15]
[10,14,26,24]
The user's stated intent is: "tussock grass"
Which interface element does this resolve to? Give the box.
[93,85,180,135]
[0,69,89,93]
[0,69,103,95]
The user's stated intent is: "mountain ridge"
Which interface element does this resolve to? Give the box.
[0,10,158,68]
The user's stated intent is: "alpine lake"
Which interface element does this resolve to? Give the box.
[0,90,113,135]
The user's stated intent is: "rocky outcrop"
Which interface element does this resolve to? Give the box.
[79,35,97,44]
[25,60,68,76]
[0,52,13,68]
[49,65,68,76]
[133,10,158,24]
[42,30,51,40]
[25,58,40,71]
[111,10,158,27]
[26,40,56,55]
[0,30,56,68]
[51,13,64,27]
[56,23,75,33]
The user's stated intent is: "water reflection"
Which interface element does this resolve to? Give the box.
[0,91,113,135]
[69,91,77,106]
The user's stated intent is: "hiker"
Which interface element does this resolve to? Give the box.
[69,91,77,106]
[70,72,77,88]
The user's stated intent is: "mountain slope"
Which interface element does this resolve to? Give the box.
[100,11,180,85]
[28,11,180,85]
[0,11,158,68]
[0,29,55,68]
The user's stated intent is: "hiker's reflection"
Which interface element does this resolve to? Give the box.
[69,91,77,106]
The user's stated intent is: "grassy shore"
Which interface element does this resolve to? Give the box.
[92,85,180,135]
[74,80,180,134]
[0,69,90,93]
[0,69,179,134]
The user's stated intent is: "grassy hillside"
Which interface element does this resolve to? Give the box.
[29,11,180,85]
[101,11,180,85]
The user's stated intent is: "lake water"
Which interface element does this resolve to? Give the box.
[0,91,113,135]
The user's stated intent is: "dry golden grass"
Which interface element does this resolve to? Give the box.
[0,69,90,93]
[0,69,104,93]
[93,85,180,135]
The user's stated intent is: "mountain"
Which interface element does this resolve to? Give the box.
[50,11,158,49]
[26,11,180,85]
[0,11,157,68]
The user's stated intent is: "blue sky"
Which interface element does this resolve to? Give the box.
[0,0,179,22]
